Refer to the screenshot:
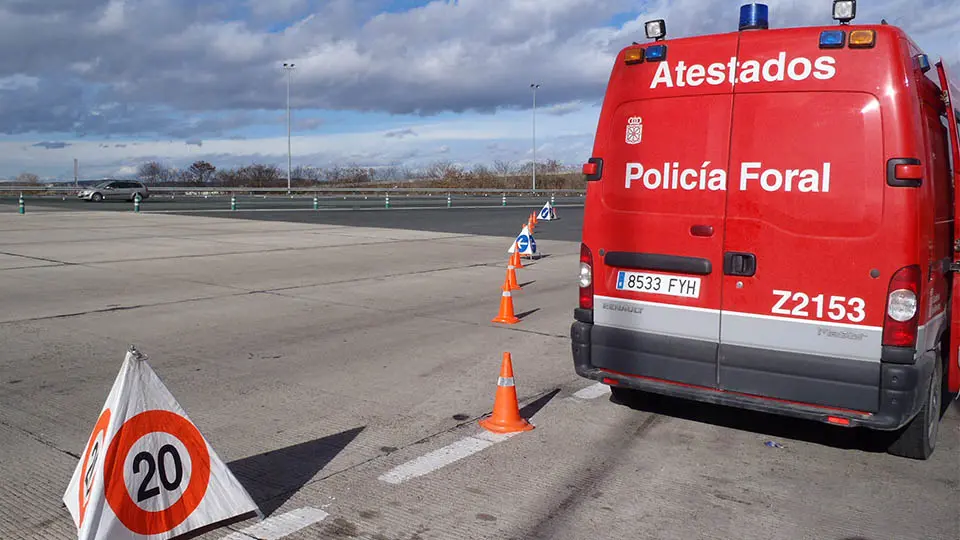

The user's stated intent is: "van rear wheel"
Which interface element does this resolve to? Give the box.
[887,354,943,460]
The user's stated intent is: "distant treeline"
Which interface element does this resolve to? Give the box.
[131,159,585,190]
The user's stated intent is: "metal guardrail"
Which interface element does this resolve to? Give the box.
[0,185,586,195]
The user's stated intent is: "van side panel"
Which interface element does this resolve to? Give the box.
[911,40,952,367]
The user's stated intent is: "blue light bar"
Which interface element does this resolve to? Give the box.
[645,45,667,62]
[819,30,846,49]
[739,3,769,31]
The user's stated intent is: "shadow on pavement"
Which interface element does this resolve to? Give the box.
[515,308,541,320]
[228,426,365,517]
[520,389,561,420]
[610,390,897,453]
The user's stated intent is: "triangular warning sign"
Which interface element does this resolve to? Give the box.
[507,224,537,256]
[64,347,260,540]
[537,202,556,221]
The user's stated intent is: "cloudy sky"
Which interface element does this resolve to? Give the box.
[1,0,958,180]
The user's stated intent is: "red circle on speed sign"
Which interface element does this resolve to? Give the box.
[103,410,211,535]
[78,408,112,528]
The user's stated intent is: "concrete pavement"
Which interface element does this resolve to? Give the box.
[0,209,956,540]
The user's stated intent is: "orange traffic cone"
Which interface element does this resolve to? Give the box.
[504,260,521,291]
[479,352,534,433]
[510,243,524,269]
[491,284,520,324]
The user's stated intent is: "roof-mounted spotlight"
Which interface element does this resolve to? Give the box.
[833,0,856,25]
[645,19,666,41]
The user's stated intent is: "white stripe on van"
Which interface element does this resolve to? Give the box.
[593,296,886,361]
[720,311,881,362]
[594,296,720,343]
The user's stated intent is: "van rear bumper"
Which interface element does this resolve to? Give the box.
[571,317,933,431]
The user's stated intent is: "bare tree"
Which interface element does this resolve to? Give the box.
[425,160,464,181]
[324,165,345,184]
[236,163,281,187]
[187,161,216,183]
[540,159,563,174]
[137,161,176,183]
[493,160,514,176]
[16,172,39,185]
[471,163,494,180]
[215,167,240,187]
[292,165,323,183]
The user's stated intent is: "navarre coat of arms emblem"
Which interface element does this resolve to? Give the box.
[625,116,643,145]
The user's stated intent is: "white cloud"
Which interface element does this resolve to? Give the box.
[92,0,126,34]
[0,104,602,179]
[0,0,956,179]
[0,74,39,90]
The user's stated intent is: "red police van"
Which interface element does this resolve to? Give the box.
[571,1,960,459]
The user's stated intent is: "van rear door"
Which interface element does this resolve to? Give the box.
[718,31,888,412]
[591,34,738,388]
[937,60,960,395]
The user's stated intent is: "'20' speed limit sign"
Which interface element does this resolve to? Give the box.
[103,410,211,535]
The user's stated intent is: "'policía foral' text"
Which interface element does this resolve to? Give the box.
[624,162,832,193]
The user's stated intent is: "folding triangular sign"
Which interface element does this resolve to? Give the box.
[64,347,260,540]
[507,224,537,256]
[537,202,555,221]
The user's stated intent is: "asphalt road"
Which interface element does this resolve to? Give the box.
[1,208,956,540]
[0,194,585,240]
[0,193,584,213]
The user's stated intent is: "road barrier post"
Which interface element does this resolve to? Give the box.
[447,194,451,208]
[231,196,236,211]
[18,193,24,214]
[385,195,390,209]
[313,195,319,210]
[502,193,506,207]
[134,193,141,213]
[550,193,555,206]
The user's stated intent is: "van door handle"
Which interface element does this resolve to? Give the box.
[724,252,757,277]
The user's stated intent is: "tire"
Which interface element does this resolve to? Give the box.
[91,193,103,202]
[887,353,943,460]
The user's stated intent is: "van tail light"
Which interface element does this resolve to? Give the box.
[882,265,921,348]
[579,243,594,309]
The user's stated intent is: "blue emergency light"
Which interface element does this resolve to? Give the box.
[645,44,667,62]
[819,30,846,49]
[739,3,769,31]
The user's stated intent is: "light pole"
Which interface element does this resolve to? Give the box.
[530,83,540,193]
[283,62,296,194]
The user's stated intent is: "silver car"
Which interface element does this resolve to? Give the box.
[78,180,150,202]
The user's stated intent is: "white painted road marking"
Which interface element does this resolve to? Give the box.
[223,507,329,540]
[573,383,612,400]
[378,430,520,485]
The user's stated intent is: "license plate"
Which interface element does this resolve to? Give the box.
[616,271,701,298]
